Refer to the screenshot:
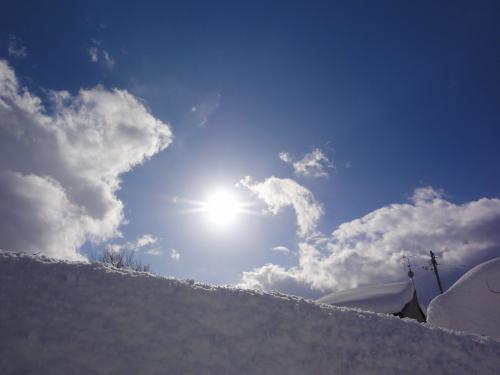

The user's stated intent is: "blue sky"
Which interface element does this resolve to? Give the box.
[1,1,500,305]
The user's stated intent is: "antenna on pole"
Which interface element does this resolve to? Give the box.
[429,250,444,294]
[401,254,426,322]
[402,255,416,291]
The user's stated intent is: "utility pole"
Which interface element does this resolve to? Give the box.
[429,250,444,294]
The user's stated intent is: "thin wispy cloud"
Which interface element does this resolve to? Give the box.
[278,152,292,163]
[170,248,180,260]
[146,248,163,256]
[271,245,291,254]
[88,40,115,69]
[89,47,98,62]
[101,50,115,69]
[280,148,334,178]
[7,36,27,58]
[189,92,221,128]
[107,234,162,256]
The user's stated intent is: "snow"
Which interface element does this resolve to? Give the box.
[428,257,500,341]
[316,280,414,314]
[1,251,499,374]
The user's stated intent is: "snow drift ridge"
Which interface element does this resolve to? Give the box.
[0,251,499,374]
[428,257,500,341]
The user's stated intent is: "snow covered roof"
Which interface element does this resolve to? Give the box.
[316,280,415,314]
[428,257,500,341]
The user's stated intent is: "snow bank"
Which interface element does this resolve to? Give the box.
[316,280,414,314]
[1,251,499,375]
[428,257,500,341]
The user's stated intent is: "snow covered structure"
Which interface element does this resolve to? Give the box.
[428,257,500,341]
[1,251,499,374]
[316,280,426,322]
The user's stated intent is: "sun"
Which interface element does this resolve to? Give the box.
[203,190,240,228]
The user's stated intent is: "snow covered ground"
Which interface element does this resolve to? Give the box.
[1,251,499,375]
[428,257,500,341]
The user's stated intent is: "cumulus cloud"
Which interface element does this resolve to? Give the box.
[170,248,180,260]
[0,60,172,260]
[7,36,27,58]
[240,176,323,238]
[280,148,333,178]
[0,172,87,259]
[240,263,320,298]
[240,187,500,298]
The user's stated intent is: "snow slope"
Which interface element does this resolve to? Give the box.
[316,280,414,314]
[1,251,499,375]
[428,257,500,341]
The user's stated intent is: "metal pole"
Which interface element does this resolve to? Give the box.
[430,250,444,294]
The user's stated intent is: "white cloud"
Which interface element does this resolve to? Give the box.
[170,248,180,260]
[0,60,172,260]
[89,47,98,63]
[240,176,323,238]
[272,246,291,254]
[240,263,321,298]
[0,172,87,260]
[240,187,500,298]
[410,186,444,204]
[146,248,162,256]
[7,36,27,58]
[88,41,115,69]
[280,148,333,178]
[105,243,123,254]
[105,233,160,255]
[278,152,291,163]
[136,234,158,248]
[102,50,115,69]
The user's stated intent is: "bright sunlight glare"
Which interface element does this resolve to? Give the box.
[203,190,240,228]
